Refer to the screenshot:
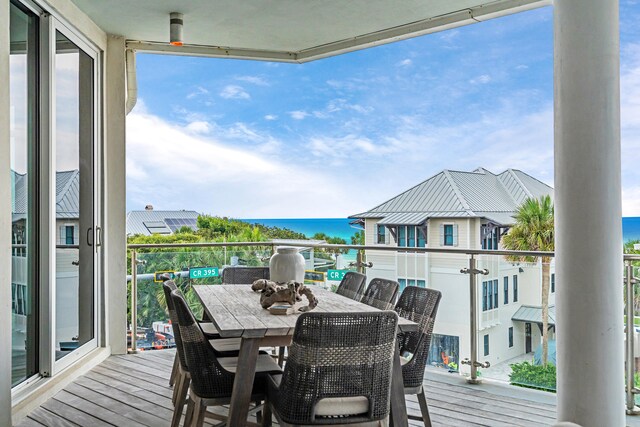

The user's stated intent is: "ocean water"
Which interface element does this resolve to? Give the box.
[623,217,640,243]
[241,218,360,242]
[243,217,640,243]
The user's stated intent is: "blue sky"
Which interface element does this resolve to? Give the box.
[127,3,640,218]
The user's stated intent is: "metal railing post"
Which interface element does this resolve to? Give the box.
[469,255,479,382]
[460,254,490,384]
[626,261,640,414]
[129,249,138,354]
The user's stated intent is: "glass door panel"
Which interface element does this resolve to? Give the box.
[9,1,38,387]
[54,31,95,360]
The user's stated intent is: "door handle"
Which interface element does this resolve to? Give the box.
[87,227,93,247]
[96,226,102,247]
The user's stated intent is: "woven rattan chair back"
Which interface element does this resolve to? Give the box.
[170,289,236,399]
[162,281,189,371]
[221,266,270,284]
[394,286,442,389]
[335,271,366,301]
[275,311,398,424]
[361,278,399,310]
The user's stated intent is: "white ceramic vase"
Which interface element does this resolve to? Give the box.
[269,247,305,283]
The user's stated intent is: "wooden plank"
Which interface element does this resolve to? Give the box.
[73,377,173,424]
[80,372,174,413]
[100,358,171,389]
[41,398,113,427]
[425,377,557,413]
[91,364,173,400]
[107,355,172,380]
[26,408,79,427]
[85,369,173,403]
[53,389,140,427]
[63,382,168,427]
[16,417,46,427]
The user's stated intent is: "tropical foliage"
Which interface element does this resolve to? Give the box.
[128,215,361,329]
[625,239,640,316]
[509,361,556,392]
[501,195,554,365]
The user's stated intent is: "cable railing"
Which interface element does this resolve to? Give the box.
[126,241,640,404]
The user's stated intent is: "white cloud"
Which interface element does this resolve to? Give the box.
[187,86,209,99]
[515,64,529,70]
[185,121,211,134]
[289,110,310,120]
[236,75,269,86]
[264,114,278,121]
[220,85,250,99]
[126,110,344,217]
[469,74,492,84]
[397,59,412,67]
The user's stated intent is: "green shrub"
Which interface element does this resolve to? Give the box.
[509,361,556,392]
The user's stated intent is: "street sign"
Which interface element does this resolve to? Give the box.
[154,271,176,282]
[189,267,219,279]
[327,269,348,281]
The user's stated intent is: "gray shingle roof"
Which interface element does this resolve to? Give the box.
[126,210,200,236]
[350,168,553,226]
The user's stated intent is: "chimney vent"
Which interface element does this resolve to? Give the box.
[145,204,153,211]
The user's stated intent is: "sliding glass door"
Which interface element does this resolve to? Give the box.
[54,29,98,362]
[8,0,102,385]
[9,0,39,387]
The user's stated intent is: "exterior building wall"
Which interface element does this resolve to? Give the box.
[363,215,553,372]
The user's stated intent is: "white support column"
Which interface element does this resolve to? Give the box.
[104,36,127,354]
[554,1,623,426]
[0,0,12,425]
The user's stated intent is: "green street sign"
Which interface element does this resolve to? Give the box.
[189,267,219,279]
[327,269,348,281]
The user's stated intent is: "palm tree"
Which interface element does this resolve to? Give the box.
[501,195,554,365]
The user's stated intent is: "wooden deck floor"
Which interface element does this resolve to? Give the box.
[8,349,591,426]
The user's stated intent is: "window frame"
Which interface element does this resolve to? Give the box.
[509,327,514,348]
[504,276,509,305]
[513,275,519,302]
[484,334,490,356]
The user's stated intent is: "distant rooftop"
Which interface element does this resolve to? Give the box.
[126,209,200,236]
[12,170,79,222]
[350,167,553,226]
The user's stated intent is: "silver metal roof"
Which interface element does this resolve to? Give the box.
[378,212,434,226]
[12,170,80,221]
[512,305,556,326]
[350,168,553,226]
[126,210,200,236]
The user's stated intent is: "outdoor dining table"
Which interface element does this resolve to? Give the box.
[192,284,419,427]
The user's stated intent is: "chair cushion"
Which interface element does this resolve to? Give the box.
[199,321,220,337]
[218,354,283,374]
[268,374,369,418]
[315,396,370,417]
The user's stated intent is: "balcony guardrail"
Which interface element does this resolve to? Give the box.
[125,241,640,405]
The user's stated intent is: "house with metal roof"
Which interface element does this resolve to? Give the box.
[126,208,200,236]
[350,167,555,372]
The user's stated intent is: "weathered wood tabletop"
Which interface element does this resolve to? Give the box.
[192,284,417,427]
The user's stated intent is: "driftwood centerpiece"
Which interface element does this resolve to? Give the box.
[251,279,318,313]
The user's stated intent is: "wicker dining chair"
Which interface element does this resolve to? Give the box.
[221,266,270,284]
[335,271,367,301]
[162,282,249,426]
[361,278,399,310]
[171,289,282,427]
[394,286,442,426]
[263,311,399,426]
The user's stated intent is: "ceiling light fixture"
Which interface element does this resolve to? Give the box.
[170,12,184,46]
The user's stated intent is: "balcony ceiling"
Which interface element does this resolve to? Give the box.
[71,0,548,62]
